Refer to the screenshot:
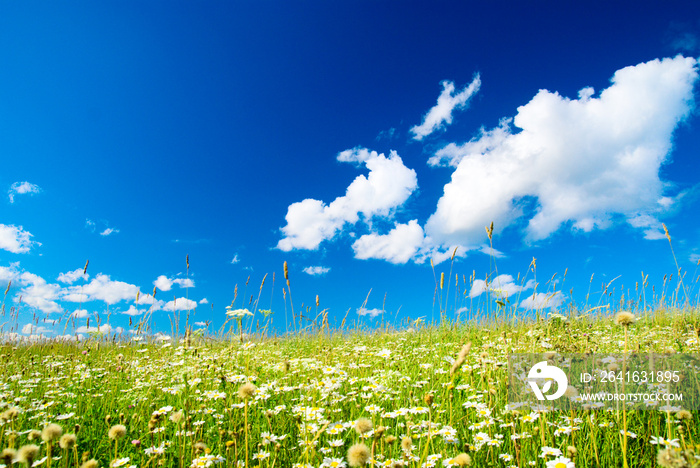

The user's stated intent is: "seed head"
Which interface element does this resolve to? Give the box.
[108,424,127,440]
[59,434,77,450]
[614,311,636,326]
[27,430,42,441]
[384,435,396,444]
[42,423,63,442]
[354,417,373,435]
[1,407,19,421]
[676,409,692,420]
[80,460,99,468]
[453,453,472,466]
[169,411,184,424]
[401,436,413,452]
[238,382,256,400]
[656,448,684,468]
[566,445,577,457]
[17,444,40,466]
[1,449,16,466]
[347,443,370,467]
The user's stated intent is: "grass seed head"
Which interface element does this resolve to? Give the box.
[42,423,63,442]
[108,424,127,440]
[354,418,373,435]
[347,443,370,467]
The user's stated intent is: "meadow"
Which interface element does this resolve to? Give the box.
[2,236,700,468]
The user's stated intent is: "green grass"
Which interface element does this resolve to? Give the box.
[1,306,699,468]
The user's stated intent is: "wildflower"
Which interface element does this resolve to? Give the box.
[16,445,40,467]
[111,457,131,467]
[650,436,681,448]
[225,308,252,318]
[108,425,127,440]
[614,311,635,326]
[59,433,77,450]
[321,458,347,468]
[252,451,270,460]
[347,443,370,467]
[540,447,563,457]
[354,418,373,435]
[619,430,637,438]
[545,457,575,468]
[42,423,63,442]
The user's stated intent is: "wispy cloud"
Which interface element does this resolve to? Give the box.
[231,254,240,264]
[357,307,383,318]
[153,275,195,291]
[8,181,41,203]
[303,266,330,276]
[410,75,481,141]
[100,228,119,236]
[57,268,89,284]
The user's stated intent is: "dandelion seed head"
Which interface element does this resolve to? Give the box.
[108,424,127,440]
[238,383,256,400]
[16,444,40,465]
[354,418,373,435]
[347,443,370,467]
[59,433,77,450]
[42,423,63,442]
[614,311,636,326]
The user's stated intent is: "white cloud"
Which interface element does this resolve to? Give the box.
[519,291,565,310]
[100,228,119,236]
[357,307,383,318]
[0,262,21,283]
[199,298,208,304]
[62,274,139,305]
[278,149,418,251]
[469,274,536,299]
[163,297,198,311]
[153,275,194,291]
[231,254,240,264]
[70,309,89,318]
[22,323,51,335]
[121,305,145,316]
[352,220,426,264]
[410,75,481,140]
[425,56,699,246]
[15,272,62,314]
[303,266,330,276]
[0,224,39,253]
[478,244,505,258]
[194,321,208,327]
[57,268,89,284]
[8,181,41,203]
[154,275,173,291]
[135,293,162,309]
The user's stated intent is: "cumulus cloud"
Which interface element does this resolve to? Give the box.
[199,298,208,304]
[163,297,198,311]
[469,274,536,299]
[22,323,51,335]
[57,269,89,284]
[70,309,90,318]
[0,224,39,253]
[425,56,699,246]
[352,220,426,264]
[153,275,194,291]
[8,181,41,203]
[410,75,481,140]
[62,274,139,305]
[16,273,63,314]
[121,305,145,316]
[303,266,330,276]
[75,324,121,334]
[519,291,565,310]
[277,148,418,251]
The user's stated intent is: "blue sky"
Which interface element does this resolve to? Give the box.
[3,1,700,339]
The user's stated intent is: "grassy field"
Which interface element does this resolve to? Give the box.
[1,304,699,468]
